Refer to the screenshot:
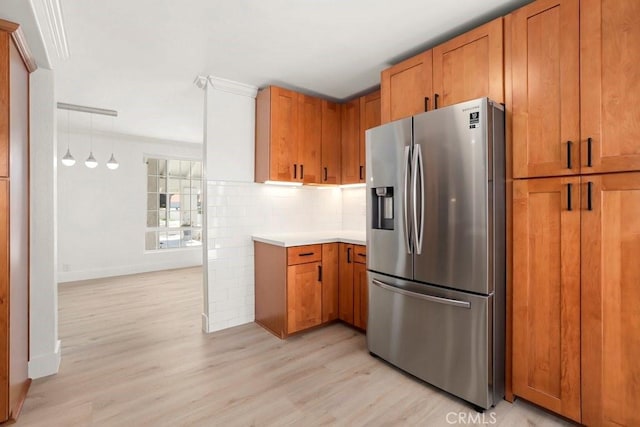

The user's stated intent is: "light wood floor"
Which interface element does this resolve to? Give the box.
[16,267,574,426]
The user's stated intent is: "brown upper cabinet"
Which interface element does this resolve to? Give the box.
[380,17,502,122]
[341,98,361,184]
[432,17,504,109]
[508,0,580,178]
[341,90,380,185]
[359,90,381,182]
[298,94,323,184]
[255,86,299,182]
[580,0,640,175]
[321,100,341,184]
[510,0,640,178]
[255,86,322,184]
[380,51,433,123]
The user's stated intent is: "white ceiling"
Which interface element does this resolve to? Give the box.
[40,0,532,143]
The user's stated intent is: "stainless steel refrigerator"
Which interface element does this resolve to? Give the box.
[365,97,505,410]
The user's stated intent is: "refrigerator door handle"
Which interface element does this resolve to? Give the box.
[371,279,471,309]
[412,144,425,255]
[403,145,412,254]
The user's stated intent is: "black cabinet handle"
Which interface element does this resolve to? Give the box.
[567,141,573,169]
[347,247,352,264]
[299,252,314,257]
[434,93,440,109]
[424,97,430,112]
[587,182,593,211]
[324,167,328,181]
[318,265,323,282]
[359,165,364,180]
[300,164,304,179]
[567,183,572,211]
[293,164,297,179]
[587,137,593,167]
[357,253,366,258]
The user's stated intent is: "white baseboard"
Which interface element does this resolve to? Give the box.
[201,312,210,333]
[29,339,61,379]
[58,260,202,283]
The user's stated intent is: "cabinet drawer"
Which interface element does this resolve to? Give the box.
[354,245,367,264]
[287,244,322,265]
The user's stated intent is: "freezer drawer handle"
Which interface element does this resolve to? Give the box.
[371,279,471,309]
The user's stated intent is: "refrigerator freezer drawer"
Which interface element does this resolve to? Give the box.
[367,272,502,409]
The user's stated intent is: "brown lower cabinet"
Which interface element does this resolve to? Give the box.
[513,173,640,425]
[338,243,368,330]
[255,242,339,338]
[255,241,367,338]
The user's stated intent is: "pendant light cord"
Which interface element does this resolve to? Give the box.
[67,109,70,150]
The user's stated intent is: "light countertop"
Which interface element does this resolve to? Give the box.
[252,230,366,247]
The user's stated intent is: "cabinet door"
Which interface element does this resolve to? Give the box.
[432,17,504,108]
[270,86,299,182]
[321,243,339,323]
[341,99,360,184]
[512,177,581,422]
[321,100,341,185]
[298,94,322,184]
[287,262,322,334]
[581,173,640,427]
[359,90,380,183]
[353,262,368,330]
[509,0,580,179]
[581,0,640,174]
[380,51,433,123]
[338,243,354,324]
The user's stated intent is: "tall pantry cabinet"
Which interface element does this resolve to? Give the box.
[508,0,640,425]
[0,19,34,423]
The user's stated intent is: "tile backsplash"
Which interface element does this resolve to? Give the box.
[206,182,365,332]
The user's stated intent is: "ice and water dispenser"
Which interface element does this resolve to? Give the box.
[372,186,394,230]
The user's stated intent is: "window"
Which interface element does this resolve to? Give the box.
[145,158,202,250]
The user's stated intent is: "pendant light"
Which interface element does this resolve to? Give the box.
[106,115,119,170]
[85,113,98,168]
[61,109,76,166]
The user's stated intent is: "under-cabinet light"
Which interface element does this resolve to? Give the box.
[264,181,303,187]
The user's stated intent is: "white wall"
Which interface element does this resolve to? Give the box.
[29,68,60,378]
[57,131,203,282]
[342,187,366,231]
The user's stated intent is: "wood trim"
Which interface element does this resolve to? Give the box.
[0,20,36,73]
[254,87,271,183]
[0,179,9,421]
[8,378,30,422]
[503,11,514,403]
[0,31,8,179]
[10,28,36,73]
[254,242,287,338]
[0,20,19,34]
